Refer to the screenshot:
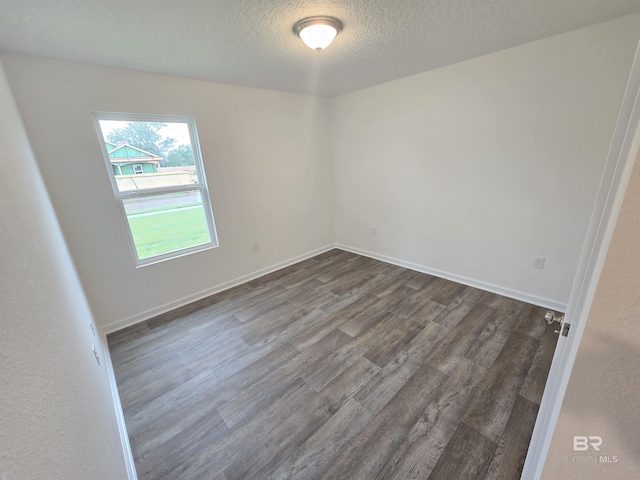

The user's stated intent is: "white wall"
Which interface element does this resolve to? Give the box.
[3,15,640,329]
[0,54,334,330]
[330,14,640,309]
[0,61,128,480]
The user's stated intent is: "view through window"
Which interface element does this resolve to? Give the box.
[94,114,218,265]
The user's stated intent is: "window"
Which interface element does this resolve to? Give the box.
[94,113,218,266]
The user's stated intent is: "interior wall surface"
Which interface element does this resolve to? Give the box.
[0,59,128,480]
[330,14,640,308]
[1,53,335,328]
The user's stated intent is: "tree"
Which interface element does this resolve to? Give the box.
[165,145,195,167]
[107,122,176,161]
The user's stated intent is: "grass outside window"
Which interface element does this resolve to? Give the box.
[127,204,211,259]
[95,113,218,266]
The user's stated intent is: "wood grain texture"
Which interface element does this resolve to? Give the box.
[428,422,497,480]
[320,364,447,480]
[463,331,539,442]
[267,398,375,480]
[513,303,550,339]
[426,303,496,374]
[107,249,558,480]
[484,395,540,480]
[520,321,558,404]
[375,358,490,480]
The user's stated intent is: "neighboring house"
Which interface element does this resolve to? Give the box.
[107,141,161,175]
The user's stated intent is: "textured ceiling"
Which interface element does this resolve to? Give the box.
[1,0,640,97]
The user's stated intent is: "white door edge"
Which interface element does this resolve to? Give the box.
[521,40,640,480]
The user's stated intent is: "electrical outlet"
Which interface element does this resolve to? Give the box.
[252,241,260,252]
[371,227,377,236]
[533,257,545,270]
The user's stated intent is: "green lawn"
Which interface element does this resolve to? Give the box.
[127,206,210,259]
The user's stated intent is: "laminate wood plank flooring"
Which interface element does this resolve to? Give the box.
[108,249,558,480]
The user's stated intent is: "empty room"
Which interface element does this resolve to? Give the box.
[3,1,640,480]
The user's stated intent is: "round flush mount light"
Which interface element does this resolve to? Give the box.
[294,16,343,52]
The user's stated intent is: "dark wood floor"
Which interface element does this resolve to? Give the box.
[108,249,557,480]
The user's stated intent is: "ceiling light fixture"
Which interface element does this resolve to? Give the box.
[294,16,342,52]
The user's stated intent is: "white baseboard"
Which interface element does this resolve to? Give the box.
[102,244,336,335]
[103,240,567,334]
[101,331,138,480]
[335,243,568,312]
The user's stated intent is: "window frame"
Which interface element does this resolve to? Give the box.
[93,112,219,267]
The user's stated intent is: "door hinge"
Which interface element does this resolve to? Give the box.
[555,322,571,337]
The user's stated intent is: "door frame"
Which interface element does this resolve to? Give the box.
[522,41,640,479]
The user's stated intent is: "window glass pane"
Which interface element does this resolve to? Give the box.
[98,120,197,192]
[95,113,218,265]
[123,190,211,260]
